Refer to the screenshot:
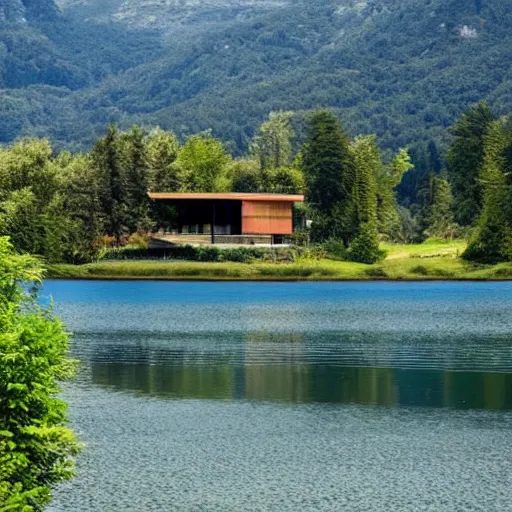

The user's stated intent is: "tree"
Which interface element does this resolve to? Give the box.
[250,111,294,172]
[228,159,261,192]
[464,120,512,262]
[302,111,357,244]
[397,140,439,207]
[91,125,127,242]
[173,133,231,192]
[425,176,456,239]
[53,152,104,263]
[348,135,381,263]
[376,148,413,239]
[446,102,496,226]
[0,237,79,510]
[0,139,73,262]
[268,166,305,194]
[145,128,180,192]
[121,126,151,232]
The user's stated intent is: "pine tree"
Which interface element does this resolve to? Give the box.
[446,102,495,226]
[464,120,512,262]
[122,126,151,232]
[91,125,127,242]
[302,111,357,244]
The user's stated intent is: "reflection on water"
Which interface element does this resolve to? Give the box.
[44,281,512,512]
[80,331,512,409]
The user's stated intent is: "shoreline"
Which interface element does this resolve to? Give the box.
[46,260,512,283]
[45,276,512,282]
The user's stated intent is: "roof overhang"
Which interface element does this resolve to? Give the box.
[147,192,304,203]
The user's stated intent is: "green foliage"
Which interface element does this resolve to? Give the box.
[463,119,512,262]
[425,176,457,240]
[320,239,348,261]
[121,126,151,232]
[376,148,413,239]
[351,135,379,226]
[228,159,261,193]
[446,102,496,226]
[4,0,512,159]
[92,125,127,242]
[145,128,180,192]
[0,237,79,511]
[302,111,357,244]
[348,222,385,264]
[0,138,81,263]
[250,111,294,171]
[100,244,303,264]
[173,134,231,192]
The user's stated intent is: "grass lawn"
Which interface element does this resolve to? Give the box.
[46,240,512,281]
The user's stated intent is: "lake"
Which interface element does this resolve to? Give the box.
[45,281,512,511]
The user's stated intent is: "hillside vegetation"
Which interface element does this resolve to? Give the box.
[2,0,512,151]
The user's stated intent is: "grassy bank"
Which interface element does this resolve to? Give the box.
[46,240,512,281]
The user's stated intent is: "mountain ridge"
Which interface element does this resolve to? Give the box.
[1,0,511,152]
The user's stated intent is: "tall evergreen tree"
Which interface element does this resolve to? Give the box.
[92,125,127,242]
[302,111,357,244]
[464,120,512,261]
[446,102,495,226]
[397,141,436,206]
[53,152,104,262]
[122,126,151,232]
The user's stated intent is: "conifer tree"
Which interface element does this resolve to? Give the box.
[464,120,512,261]
[446,102,495,226]
[122,126,151,232]
[91,125,127,242]
[302,111,357,244]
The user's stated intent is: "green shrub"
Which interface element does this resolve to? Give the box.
[410,264,430,276]
[0,237,79,510]
[364,267,388,278]
[196,246,221,262]
[321,239,348,260]
[100,244,304,264]
[347,224,386,264]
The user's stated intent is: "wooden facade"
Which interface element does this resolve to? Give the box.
[241,200,293,235]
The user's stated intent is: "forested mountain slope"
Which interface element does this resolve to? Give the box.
[1,0,511,151]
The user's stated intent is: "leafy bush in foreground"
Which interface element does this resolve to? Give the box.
[0,237,79,511]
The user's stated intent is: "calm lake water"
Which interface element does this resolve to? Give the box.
[44,281,512,511]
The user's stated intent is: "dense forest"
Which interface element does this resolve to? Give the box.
[2,0,512,154]
[1,104,512,264]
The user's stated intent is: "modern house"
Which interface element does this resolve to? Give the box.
[148,192,305,246]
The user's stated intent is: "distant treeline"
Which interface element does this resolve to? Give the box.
[0,104,511,263]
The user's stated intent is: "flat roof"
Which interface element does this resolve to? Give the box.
[147,192,304,202]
